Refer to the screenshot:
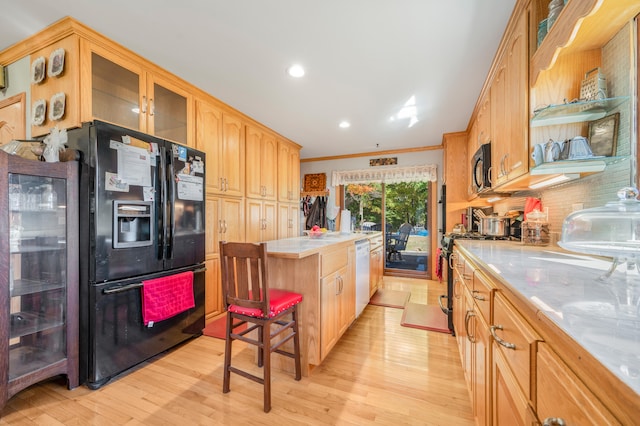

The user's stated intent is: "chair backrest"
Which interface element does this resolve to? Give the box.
[395,223,413,250]
[219,241,270,317]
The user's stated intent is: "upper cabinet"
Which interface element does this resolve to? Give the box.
[196,98,245,197]
[490,9,529,189]
[246,124,277,200]
[277,139,301,203]
[81,41,193,145]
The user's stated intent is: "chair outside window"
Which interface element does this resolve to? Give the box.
[386,223,413,261]
[219,241,303,412]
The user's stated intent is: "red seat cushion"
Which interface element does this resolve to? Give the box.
[228,289,303,318]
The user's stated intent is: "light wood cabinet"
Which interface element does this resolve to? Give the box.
[277,140,301,202]
[536,342,619,426]
[493,343,537,426]
[246,125,277,200]
[196,102,245,197]
[369,244,383,297]
[220,113,246,197]
[1,152,79,410]
[491,291,541,425]
[245,199,277,243]
[196,98,222,193]
[80,40,192,145]
[503,10,529,184]
[30,35,81,137]
[277,203,300,239]
[320,246,354,360]
[203,257,222,321]
[209,196,244,250]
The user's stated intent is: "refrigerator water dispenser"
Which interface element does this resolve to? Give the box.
[113,200,153,248]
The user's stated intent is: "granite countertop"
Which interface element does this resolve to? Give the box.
[265,232,373,259]
[455,240,640,396]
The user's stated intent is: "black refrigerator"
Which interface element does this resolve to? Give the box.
[66,121,206,389]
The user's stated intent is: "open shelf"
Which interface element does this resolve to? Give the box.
[530,97,629,127]
[529,156,628,175]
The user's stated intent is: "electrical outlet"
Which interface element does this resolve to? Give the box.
[572,203,583,212]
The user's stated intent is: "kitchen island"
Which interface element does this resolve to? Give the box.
[454,240,639,425]
[264,232,375,376]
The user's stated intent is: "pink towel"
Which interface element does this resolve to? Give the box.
[141,271,195,326]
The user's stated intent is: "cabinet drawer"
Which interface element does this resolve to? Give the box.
[472,271,493,323]
[321,247,348,277]
[537,343,619,425]
[492,292,541,401]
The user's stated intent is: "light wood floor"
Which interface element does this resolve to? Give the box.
[0,277,473,425]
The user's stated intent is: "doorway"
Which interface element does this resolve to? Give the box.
[344,181,431,278]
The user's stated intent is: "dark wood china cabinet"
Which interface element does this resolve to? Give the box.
[0,151,79,411]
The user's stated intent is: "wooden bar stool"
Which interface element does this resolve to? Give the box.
[219,241,303,412]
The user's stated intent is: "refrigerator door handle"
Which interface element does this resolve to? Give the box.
[158,145,167,261]
[165,146,175,260]
[103,282,143,294]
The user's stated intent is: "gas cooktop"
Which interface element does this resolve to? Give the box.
[445,232,511,241]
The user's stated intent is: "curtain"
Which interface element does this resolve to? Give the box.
[331,164,437,186]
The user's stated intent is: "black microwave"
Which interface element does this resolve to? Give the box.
[472,143,491,193]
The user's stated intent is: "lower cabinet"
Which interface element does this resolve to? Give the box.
[321,266,347,358]
[204,257,223,321]
[369,244,383,297]
[453,246,628,425]
[536,343,619,425]
[320,246,354,360]
[492,344,537,425]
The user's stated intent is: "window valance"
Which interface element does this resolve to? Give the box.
[331,164,437,186]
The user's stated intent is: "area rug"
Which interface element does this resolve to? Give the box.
[202,314,247,340]
[401,303,450,334]
[368,288,411,309]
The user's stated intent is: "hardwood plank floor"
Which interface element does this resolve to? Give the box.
[0,277,473,425]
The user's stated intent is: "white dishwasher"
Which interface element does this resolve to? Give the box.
[355,238,370,318]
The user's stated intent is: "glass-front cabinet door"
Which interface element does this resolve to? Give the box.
[84,42,191,145]
[9,175,68,379]
[90,50,143,132]
[1,151,78,410]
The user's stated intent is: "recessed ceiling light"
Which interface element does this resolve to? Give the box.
[287,64,305,78]
[339,121,351,129]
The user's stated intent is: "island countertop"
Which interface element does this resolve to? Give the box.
[454,239,640,399]
[265,231,378,259]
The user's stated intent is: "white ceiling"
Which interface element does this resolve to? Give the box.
[1,0,516,159]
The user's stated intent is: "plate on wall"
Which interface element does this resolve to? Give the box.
[48,48,65,78]
[32,99,46,126]
[31,56,46,84]
[49,92,65,121]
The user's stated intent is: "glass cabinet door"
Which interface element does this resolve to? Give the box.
[91,52,142,131]
[151,80,188,144]
[8,174,68,380]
